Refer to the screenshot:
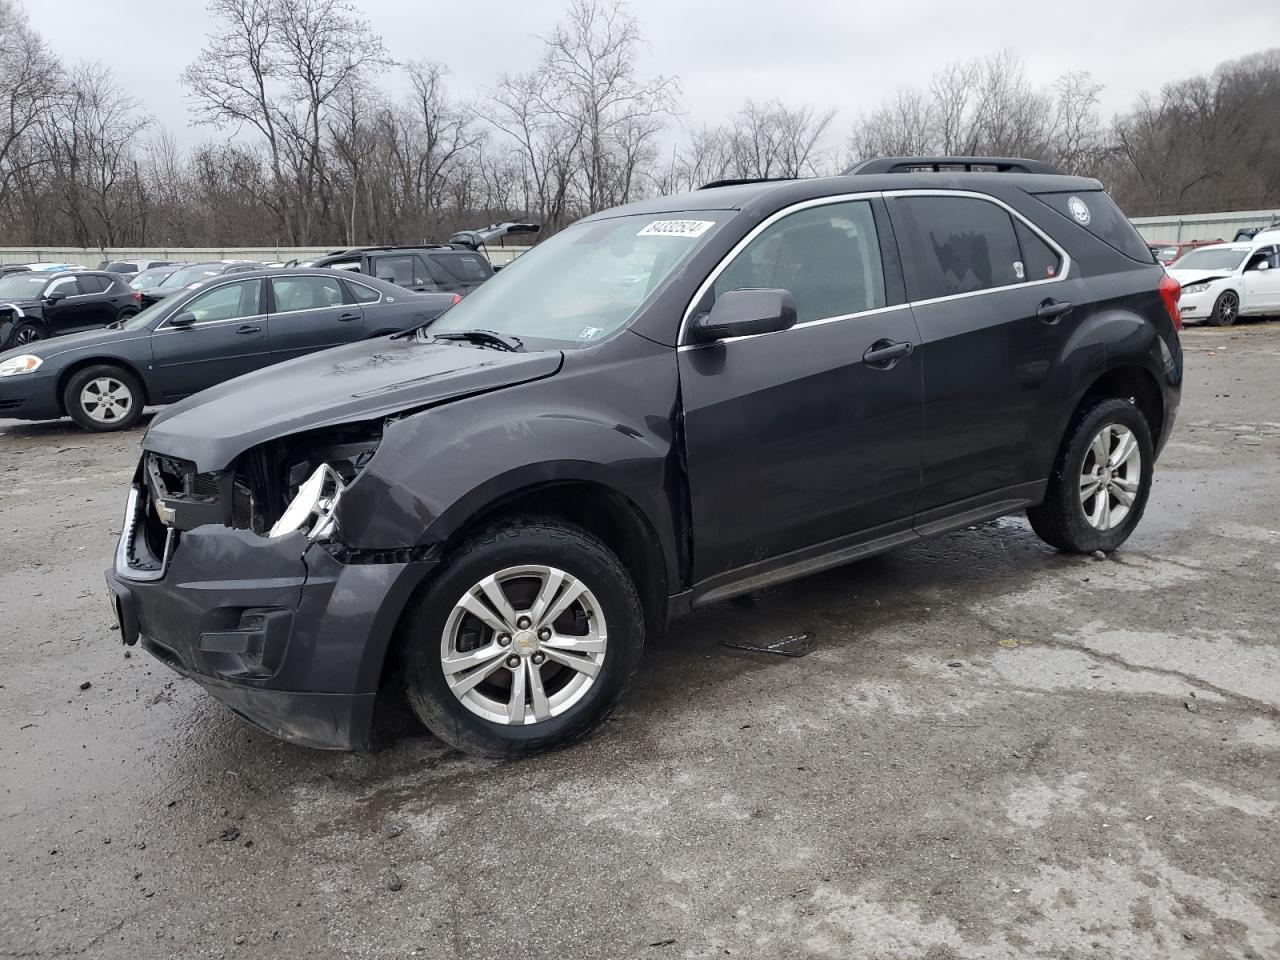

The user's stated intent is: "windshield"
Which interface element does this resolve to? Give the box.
[158,264,224,288]
[0,273,51,298]
[1173,248,1249,271]
[131,266,177,288]
[426,212,727,348]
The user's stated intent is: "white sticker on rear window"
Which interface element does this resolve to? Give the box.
[1068,195,1092,225]
[637,219,715,239]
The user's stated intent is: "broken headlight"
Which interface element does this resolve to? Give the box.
[268,463,346,540]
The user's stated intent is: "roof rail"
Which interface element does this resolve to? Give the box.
[844,156,1063,176]
[698,176,797,190]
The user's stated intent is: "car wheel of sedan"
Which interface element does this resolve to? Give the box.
[1208,290,1239,326]
[399,518,644,758]
[1027,397,1154,554]
[63,364,145,432]
[12,322,43,346]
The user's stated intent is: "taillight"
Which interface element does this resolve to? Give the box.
[134,292,143,301]
[1158,273,1182,331]
[451,293,462,305]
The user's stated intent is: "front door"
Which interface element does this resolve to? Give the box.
[678,197,923,589]
[1241,246,1280,312]
[149,278,271,401]
[266,274,364,362]
[886,193,1073,514]
[42,276,97,335]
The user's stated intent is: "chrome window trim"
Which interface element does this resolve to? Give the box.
[343,278,384,305]
[885,188,1071,308]
[154,313,268,334]
[678,191,882,346]
[677,187,1072,348]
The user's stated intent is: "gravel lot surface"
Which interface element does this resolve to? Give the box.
[1,325,1278,959]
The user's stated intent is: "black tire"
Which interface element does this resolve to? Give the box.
[11,321,44,347]
[1027,397,1155,554]
[399,518,644,758]
[62,364,145,432]
[115,307,138,323]
[1208,290,1239,327]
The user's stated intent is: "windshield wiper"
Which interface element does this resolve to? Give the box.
[429,329,524,352]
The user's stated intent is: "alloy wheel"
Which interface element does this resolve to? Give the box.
[80,377,134,424]
[440,564,607,725]
[1219,292,1238,325]
[1079,423,1142,530]
[15,327,40,345]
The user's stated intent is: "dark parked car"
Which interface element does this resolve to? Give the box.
[99,258,176,276]
[297,245,494,296]
[0,270,141,349]
[104,156,1182,758]
[0,264,31,276]
[0,269,457,430]
[135,261,263,306]
[129,263,188,291]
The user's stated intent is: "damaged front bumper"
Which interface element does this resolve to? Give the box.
[106,475,437,749]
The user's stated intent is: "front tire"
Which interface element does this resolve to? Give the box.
[1208,290,1239,326]
[11,322,44,347]
[63,364,145,432]
[399,518,644,758]
[1027,397,1154,554]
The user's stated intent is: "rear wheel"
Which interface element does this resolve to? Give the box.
[1208,290,1239,326]
[63,364,144,432]
[399,518,644,758]
[1027,397,1154,553]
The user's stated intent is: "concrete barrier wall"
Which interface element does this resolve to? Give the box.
[0,245,531,268]
[1129,209,1280,243]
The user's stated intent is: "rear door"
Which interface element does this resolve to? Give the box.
[886,192,1073,518]
[76,273,119,327]
[266,274,363,361]
[149,278,271,400]
[678,196,923,589]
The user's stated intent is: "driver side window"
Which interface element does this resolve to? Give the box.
[710,200,887,325]
[45,277,80,297]
[181,280,263,324]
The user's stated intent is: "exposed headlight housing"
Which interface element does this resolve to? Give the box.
[0,354,42,377]
[1181,281,1212,295]
[268,463,346,540]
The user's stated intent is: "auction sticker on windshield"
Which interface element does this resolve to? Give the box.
[638,220,715,238]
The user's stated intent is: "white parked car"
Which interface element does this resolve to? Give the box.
[1168,233,1280,326]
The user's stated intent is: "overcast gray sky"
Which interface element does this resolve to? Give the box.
[25,0,1280,152]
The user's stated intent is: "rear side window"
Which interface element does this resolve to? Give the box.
[270,276,344,313]
[431,253,491,283]
[78,274,110,294]
[1035,190,1153,263]
[896,196,1024,298]
[711,199,887,324]
[372,255,432,288]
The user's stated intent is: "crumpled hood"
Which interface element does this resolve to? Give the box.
[1167,268,1231,287]
[143,334,564,472]
[0,298,43,315]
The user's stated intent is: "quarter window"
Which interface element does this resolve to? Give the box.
[270,276,345,313]
[1014,220,1063,282]
[180,279,262,324]
[898,196,1025,299]
[710,199,887,324]
[344,280,381,304]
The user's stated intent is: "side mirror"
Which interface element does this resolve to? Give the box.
[1257,260,1271,272]
[44,290,66,303]
[169,311,196,328]
[692,288,797,343]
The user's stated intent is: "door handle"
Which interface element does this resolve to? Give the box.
[1036,298,1073,322]
[337,313,359,322]
[862,339,913,367]
[236,324,261,334]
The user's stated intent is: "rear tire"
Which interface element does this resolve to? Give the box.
[63,364,145,432]
[1027,397,1154,554]
[1208,290,1239,326]
[399,518,644,758]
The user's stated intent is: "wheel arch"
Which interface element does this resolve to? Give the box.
[1070,363,1165,451]
[55,356,153,413]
